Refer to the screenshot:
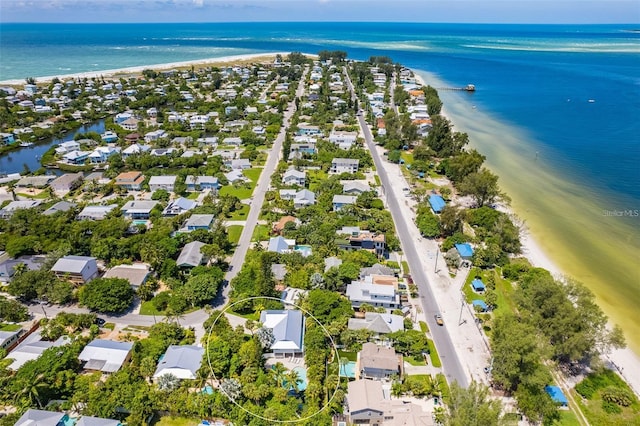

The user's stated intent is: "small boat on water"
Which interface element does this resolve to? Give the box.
[19,142,34,147]
[588,99,595,103]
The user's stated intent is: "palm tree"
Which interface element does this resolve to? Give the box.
[157,373,180,392]
[219,378,242,401]
[17,374,47,408]
[269,362,287,387]
[284,369,301,393]
[256,326,275,350]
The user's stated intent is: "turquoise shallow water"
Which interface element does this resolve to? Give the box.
[1,22,638,349]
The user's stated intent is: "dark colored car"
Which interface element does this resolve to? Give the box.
[95,317,106,326]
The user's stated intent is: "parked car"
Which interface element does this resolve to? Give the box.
[95,317,106,326]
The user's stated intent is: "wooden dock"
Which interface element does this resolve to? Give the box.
[437,84,476,92]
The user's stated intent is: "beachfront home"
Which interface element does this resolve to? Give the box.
[51,255,98,285]
[148,175,177,192]
[330,158,359,174]
[115,171,145,191]
[153,345,204,380]
[79,339,134,373]
[259,310,305,357]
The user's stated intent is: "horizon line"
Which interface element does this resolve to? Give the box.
[2,21,639,25]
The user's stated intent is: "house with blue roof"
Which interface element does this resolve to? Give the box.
[428,194,446,214]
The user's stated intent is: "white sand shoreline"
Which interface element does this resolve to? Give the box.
[0,52,292,86]
[411,69,640,396]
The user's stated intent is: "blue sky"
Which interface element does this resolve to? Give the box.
[1,0,638,23]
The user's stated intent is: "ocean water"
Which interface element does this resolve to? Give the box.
[1,23,639,350]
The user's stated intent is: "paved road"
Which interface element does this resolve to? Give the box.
[345,68,469,388]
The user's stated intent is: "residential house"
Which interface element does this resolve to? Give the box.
[289,142,317,160]
[222,137,242,146]
[176,241,207,267]
[360,263,395,279]
[332,195,358,211]
[330,158,359,174]
[185,175,219,191]
[0,329,22,351]
[148,175,177,192]
[342,180,370,195]
[163,197,197,216]
[279,189,297,201]
[357,342,402,380]
[346,281,400,310]
[272,215,298,235]
[62,150,90,165]
[79,339,134,373]
[8,332,69,370]
[296,124,322,136]
[0,132,15,145]
[259,310,305,357]
[346,379,432,425]
[153,345,204,380]
[150,148,177,157]
[77,204,117,220]
[267,236,295,254]
[43,200,76,216]
[15,175,55,188]
[0,254,46,284]
[14,409,66,426]
[144,129,167,143]
[121,143,150,158]
[115,171,145,191]
[76,416,121,426]
[282,169,306,186]
[231,158,251,170]
[329,131,358,149]
[224,169,247,184]
[55,140,80,154]
[324,256,342,272]
[120,200,158,220]
[0,200,42,219]
[88,146,120,164]
[348,312,404,335]
[51,255,98,285]
[337,229,386,256]
[49,173,83,195]
[293,189,316,208]
[184,214,215,231]
[102,264,150,289]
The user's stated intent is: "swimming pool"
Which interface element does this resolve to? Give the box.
[339,361,357,378]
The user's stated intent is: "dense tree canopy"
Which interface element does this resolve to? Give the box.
[78,277,134,313]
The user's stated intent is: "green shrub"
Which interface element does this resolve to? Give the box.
[602,400,623,414]
[601,386,635,407]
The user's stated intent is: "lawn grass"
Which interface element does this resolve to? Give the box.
[139,300,164,316]
[337,350,357,362]
[553,411,582,426]
[153,416,201,426]
[419,321,429,333]
[244,167,263,184]
[228,309,260,321]
[186,192,199,199]
[406,355,427,366]
[227,224,244,244]
[251,224,270,242]
[0,323,22,331]
[400,151,414,165]
[218,184,254,200]
[16,191,50,199]
[103,322,115,330]
[226,204,250,220]
[374,175,381,186]
[401,261,410,275]
[427,339,442,367]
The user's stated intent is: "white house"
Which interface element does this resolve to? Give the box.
[330,158,359,174]
[78,339,134,373]
[153,345,204,380]
[259,310,305,357]
[329,131,358,150]
[282,169,306,186]
[148,175,177,192]
[345,281,400,310]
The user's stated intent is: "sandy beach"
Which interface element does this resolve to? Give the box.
[0,52,292,86]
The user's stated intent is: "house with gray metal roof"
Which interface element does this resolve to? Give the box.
[153,345,204,380]
[102,264,150,289]
[184,214,215,231]
[163,197,197,216]
[0,200,42,219]
[51,255,98,285]
[78,339,134,373]
[43,200,76,216]
[259,310,305,357]
[75,416,121,426]
[120,200,158,220]
[148,175,177,192]
[77,204,117,220]
[176,241,207,267]
[348,312,404,335]
[14,409,66,426]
